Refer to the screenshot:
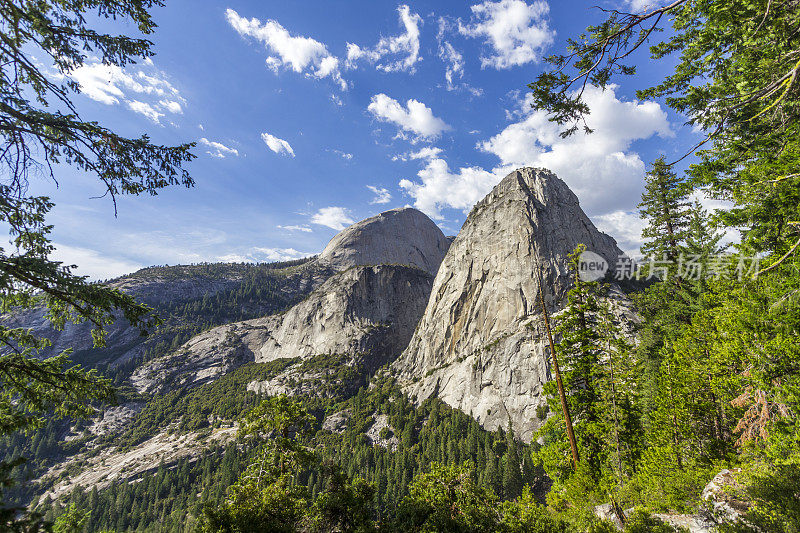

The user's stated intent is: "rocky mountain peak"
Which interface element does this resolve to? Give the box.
[392,167,630,441]
[318,207,450,276]
[470,166,579,216]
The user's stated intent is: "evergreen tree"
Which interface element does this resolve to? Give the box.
[483,441,500,496]
[534,245,639,515]
[0,0,194,525]
[638,157,691,264]
[530,3,800,523]
[502,418,523,500]
[197,395,315,533]
[395,462,499,533]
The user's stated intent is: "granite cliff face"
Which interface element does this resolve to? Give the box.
[29,207,448,501]
[391,168,630,442]
[8,206,447,394]
[133,264,433,396]
[132,208,446,396]
[319,207,451,276]
[22,170,648,505]
[253,264,432,370]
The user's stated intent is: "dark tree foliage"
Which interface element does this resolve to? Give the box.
[39,379,550,532]
[528,0,800,257]
[0,0,195,525]
[530,1,800,527]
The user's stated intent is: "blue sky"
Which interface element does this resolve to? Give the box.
[34,0,705,279]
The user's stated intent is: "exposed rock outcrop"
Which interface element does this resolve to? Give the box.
[245,263,435,397]
[392,167,629,442]
[319,207,451,276]
[254,264,433,368]
[133,264,433,395]
[40,425,237,501]
[3,259,329,370]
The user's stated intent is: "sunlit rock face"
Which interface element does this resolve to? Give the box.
[319,207,451,276]
[132,207,447,396]
[392,167,632,442]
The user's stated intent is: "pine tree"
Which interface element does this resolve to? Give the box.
[638,157,691,265]
[483,441,500,496]
[501,419,523,500]
[0,1,195,524]
[534,246,641,508]
[634,170,707,426]
[554,245,606,474]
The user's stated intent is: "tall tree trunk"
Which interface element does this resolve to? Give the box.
[538,271,579,470]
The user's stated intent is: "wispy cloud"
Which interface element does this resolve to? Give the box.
[261,132,295,157]
[200,138,239,158]
[68,58,185,124]
[436,26,484,96]
[226,8,347,90]
[217,247,310,263]
[346,5,422,73]
[627,0,657,12]
[278,224,313,233]
[52,243,143,280]
[330,149,353,160]
[393,146,443,162]
[311,206,354,230]
[367,185,392,204]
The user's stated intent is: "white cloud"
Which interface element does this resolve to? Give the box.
[593,190,739,258]
[69,60,185,123]
[410,146,444,160]
[159,99,183,114]
[218,247,310,263]
[199,138,239,158]
[278,224,313,233]
[627,0,657,12]
[436,18,484,95]
[367,185,392,204]
[367,94,450,140]
[52,243,142,280]
[439,41,464,89]
[393,146,443,161]
[400,85,672,222]
[226,8,347,90]
[311,206,355,230]
[399,158,498,219]
[346,5,422,73]
[261,132,295,157]
[479,85,672,215]
[331,149,353,160]
[459,0,554,69]
[593,210,647,257]
[126,100,163,123]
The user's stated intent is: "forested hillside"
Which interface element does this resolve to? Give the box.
[34,378,547,532]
